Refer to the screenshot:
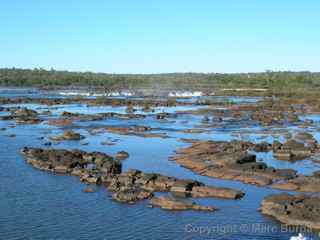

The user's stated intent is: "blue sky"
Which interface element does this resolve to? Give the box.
[1,0,319,73]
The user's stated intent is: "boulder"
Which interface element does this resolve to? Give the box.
[112,186,153,204]
[170,180,202,193]
[115,151,129,161]
[49,130,85,141]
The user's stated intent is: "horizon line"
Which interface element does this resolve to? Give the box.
[1,67,319,75]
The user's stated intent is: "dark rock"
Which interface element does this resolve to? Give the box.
[112,186,153,204]
[21,147,121,175]
[313,171,320,178]
[21,147,245,211]
[253,142,271,152]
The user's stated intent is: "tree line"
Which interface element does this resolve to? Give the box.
[0,68,319,92]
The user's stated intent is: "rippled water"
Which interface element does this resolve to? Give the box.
[0,90,319,240]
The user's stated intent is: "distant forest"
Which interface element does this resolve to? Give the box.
[0,68,319,92]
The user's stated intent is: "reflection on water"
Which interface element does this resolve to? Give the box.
[0,89,319,240]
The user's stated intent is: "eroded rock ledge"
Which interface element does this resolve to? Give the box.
[21,147,245,212]
[171,140,320,192]
[149,196,216,212]
[273,132,319,161]
[271,172,320,192]
[260,194,320,230]
[171,140,297,187]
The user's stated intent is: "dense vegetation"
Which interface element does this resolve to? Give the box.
[0,68,319,94]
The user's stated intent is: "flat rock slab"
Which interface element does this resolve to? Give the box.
[260,193,320,230]
[171,140,297,187]
[271,173,320,192]
[149,196,216,212]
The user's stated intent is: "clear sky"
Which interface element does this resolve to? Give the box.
[1,0,319,73]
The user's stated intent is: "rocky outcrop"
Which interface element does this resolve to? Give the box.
[149,196,215,211]
[11,108,38,118]
[171,140,297,186]
[271,171,320,192]
[273,139,316,161]
[49,130,85,141]
[0,96,188,108]
[47,118,73,126]
[21,148,245,211]
[61,111,145,122]
[105,126,168,138]
[21,147,121,177]
[104,169,244,201]
[191,186,244,199]
[260,194,320,229]
[0,107,41,124]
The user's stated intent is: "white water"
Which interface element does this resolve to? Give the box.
[59,91,134,97]
[168,91,202,97]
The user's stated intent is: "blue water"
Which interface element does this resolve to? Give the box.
[0,90,319,240]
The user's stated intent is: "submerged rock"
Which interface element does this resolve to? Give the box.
[82,187,96,193]
[7,134,16,138]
